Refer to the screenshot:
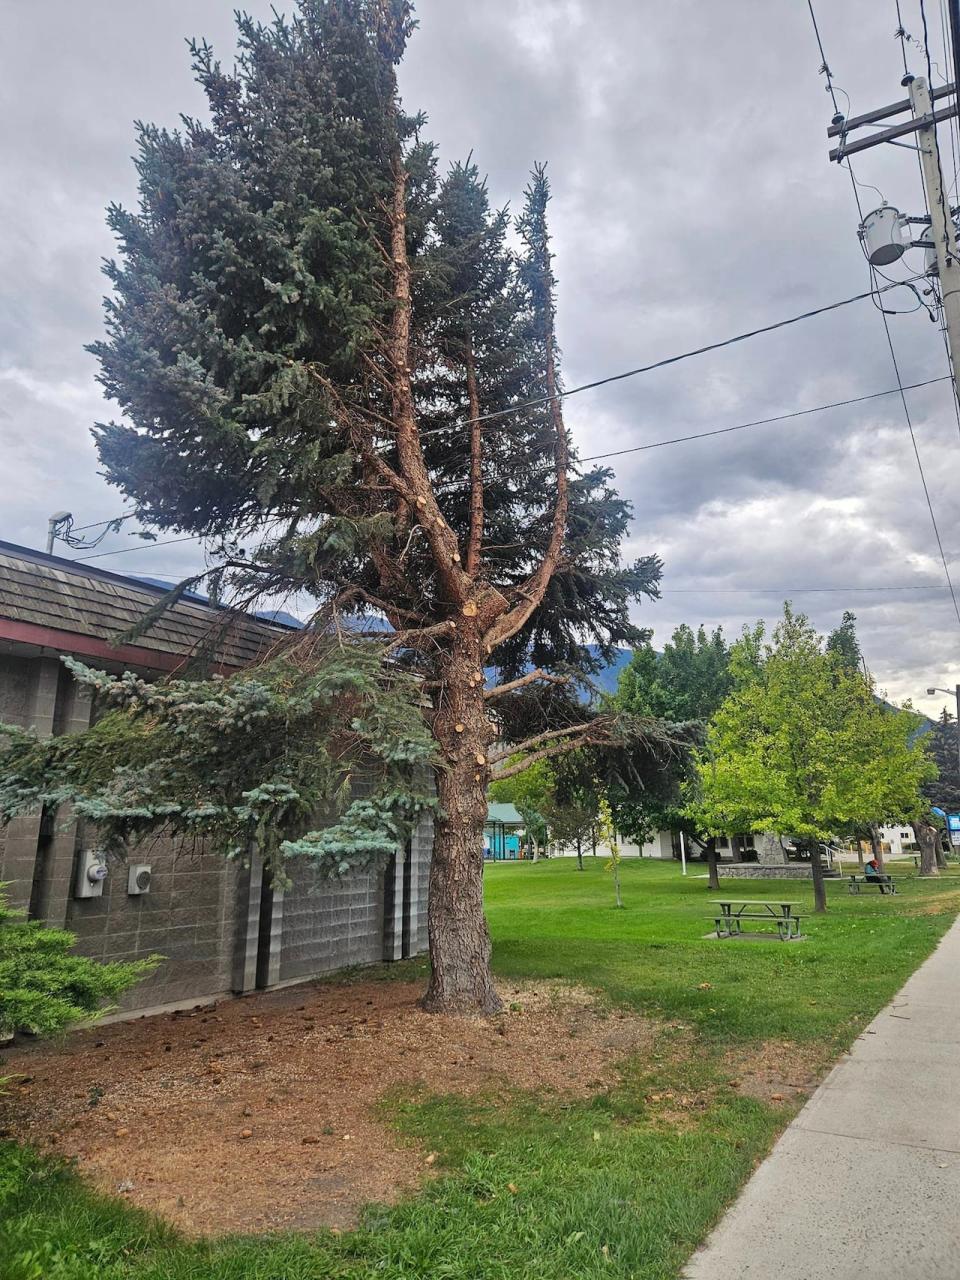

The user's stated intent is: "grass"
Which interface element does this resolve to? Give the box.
[2,858,958,1279]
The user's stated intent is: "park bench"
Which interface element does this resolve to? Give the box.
[710,900,803,941]
[847,874,897,894]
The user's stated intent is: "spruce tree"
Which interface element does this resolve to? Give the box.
[13,2,667,1014]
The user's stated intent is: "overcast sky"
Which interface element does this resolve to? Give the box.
[2,0,960,712]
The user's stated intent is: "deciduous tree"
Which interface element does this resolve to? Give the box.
[693,606,934,910]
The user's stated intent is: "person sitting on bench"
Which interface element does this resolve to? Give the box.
[865,857,889,893]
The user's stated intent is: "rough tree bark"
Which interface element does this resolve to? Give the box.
[916,819,941,877]
[705,839,720,892]
[576,836,584,871]
[810,842,828,913]
[421,632,502,1013]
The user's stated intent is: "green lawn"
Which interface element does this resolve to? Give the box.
[2,858,958,1280]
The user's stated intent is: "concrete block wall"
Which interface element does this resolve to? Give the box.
[277,859,385,983]
[67,844,241,1010]
[0,655,62,911]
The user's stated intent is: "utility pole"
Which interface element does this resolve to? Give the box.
[906,75,960,407]
[827,75,960,402]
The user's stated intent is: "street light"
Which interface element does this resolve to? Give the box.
[925,682,960,786]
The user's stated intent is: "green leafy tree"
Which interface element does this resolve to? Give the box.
[617,625,732,722]
[693,605,935,909]
[1,3,667,1015]
[610,625,728,872]
[597,798,624,908]
[0,889,155,1039]
[542,751,600,870]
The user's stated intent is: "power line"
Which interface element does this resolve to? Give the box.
[578,376,952,462]
[418,279,923,439]
[71,535,201,563]
[431,376,953,491]
[69,511,137,535]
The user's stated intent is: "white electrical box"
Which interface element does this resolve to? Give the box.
[127,864,152,895]
[75,850,109,899]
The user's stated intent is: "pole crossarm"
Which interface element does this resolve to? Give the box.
[829,101,960,162]
[827,79,956,137]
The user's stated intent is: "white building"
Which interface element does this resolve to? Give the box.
[877,824,917,857]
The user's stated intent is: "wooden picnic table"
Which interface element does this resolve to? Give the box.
[709,899,803,940]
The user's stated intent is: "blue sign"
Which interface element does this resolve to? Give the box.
[932,806,947,818]
[948,814,960,832]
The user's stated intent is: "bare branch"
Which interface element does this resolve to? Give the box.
[489,721,591,764]
[384,619,457,654]
[492,734,597,780]
[464,338,484,577]
[482,317,569,651]
[484,669,571,701]
[385,149,471,606]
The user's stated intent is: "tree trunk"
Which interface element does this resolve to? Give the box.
[869,824,884,873]
[810,843,827,913]
[576,836,584,871]
[916,819,941,877]
[421,639,503,1014]
[935,836,948,870]
[613,862,623,908]
[706,839,720,892]
[591,829,597,858]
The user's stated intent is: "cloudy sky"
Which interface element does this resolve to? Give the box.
[2,0,960,712]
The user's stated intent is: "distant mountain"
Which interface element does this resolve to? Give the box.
[589,646,633,695]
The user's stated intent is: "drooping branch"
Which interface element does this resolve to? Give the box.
[490,721,591,764]
[484,668,571,701]
[384,619,458,654]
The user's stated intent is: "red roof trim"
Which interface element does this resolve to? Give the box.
[0,617,240,674]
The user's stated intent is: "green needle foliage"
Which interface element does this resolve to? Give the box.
[0,641,436,877]
[0,890,156,1039]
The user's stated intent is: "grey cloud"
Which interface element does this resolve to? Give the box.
[2,0,959,716]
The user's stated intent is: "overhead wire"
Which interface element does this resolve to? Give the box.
[71,535,202,563]
[419,279,927,441]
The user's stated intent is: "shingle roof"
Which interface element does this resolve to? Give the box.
[0,540,291,671]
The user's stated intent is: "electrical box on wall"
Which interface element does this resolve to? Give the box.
[75,850,108,899]
[127,864,152,895]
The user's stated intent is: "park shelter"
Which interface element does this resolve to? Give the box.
[485,803,524,859]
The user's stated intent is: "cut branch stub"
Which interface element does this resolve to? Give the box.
[475,753,487,765]
[462,601,478,617]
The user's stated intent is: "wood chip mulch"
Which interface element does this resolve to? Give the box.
[0,978,657,1236]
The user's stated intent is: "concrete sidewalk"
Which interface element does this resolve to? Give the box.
[685,915,960,1280]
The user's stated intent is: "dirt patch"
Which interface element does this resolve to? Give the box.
[904,889,960,916]
[721,1039,826,1105]
[0,979,656,1237]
